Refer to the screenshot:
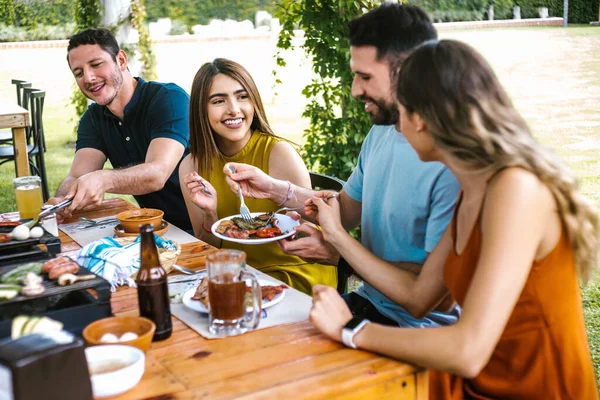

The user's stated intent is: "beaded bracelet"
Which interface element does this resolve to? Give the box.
[277,181,294,206]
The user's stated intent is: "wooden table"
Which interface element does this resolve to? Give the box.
[59,199,429,399]
[0,99,30,177]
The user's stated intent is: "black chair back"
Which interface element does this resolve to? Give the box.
[309,172,349,294]
[0,86,49,201]
[12,80,32,108]
[24,88,49,201]
[309,172,345,192]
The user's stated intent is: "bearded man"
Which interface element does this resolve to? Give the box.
[49,28,192,230]
[225,4,460,327]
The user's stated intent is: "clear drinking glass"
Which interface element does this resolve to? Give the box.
[13,176,43,220]
[207,250,262,337]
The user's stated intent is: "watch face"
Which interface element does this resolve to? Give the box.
[344,317,365,330]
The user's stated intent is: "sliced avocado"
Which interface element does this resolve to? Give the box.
[11,315,29,339]
[21,317,41,337]
[32,317,64,334]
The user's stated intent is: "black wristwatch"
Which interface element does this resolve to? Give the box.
[342,317,370,349]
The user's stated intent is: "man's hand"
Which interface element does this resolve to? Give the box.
[277,221,341,265]
[306,194,346,245]
[182,172,217,212]
[45,196,72,223]
[309,285,353,342]
[224,162,282,201]
[66,170,109,212]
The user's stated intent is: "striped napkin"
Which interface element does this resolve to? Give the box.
[76,234,176,291]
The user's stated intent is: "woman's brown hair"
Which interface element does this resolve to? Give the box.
[189,58,279,176]
[397,40,598,283]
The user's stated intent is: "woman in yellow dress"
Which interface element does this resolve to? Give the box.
[179,58,336,295]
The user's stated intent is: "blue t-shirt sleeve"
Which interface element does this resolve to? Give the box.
[75,106,105,153]
[344,126,376,202]
[424,167,460,252]
[147,84,190,148]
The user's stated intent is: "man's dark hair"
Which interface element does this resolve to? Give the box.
[67,28,120,62]
[349,4,437,62]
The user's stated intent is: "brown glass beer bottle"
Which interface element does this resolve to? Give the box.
[136,224,172,341]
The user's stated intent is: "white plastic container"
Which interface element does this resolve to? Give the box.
[84,344,145,398]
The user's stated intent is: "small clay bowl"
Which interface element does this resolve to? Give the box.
[83,316,156,354]
[116,208,164,233]
[114,220,169,238]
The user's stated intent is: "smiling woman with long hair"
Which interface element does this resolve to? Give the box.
[307,40,598,398]
[179,58,336,295]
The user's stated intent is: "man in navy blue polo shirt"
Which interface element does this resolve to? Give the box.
[50,28,192,230]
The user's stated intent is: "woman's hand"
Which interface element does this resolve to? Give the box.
[183,172,217,212]
[224,162,280,200]
[310,285,353,342]
[306,193,345,244]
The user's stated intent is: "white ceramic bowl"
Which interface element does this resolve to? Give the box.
[85,344,145,398]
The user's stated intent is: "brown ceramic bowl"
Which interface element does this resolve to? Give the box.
[116,208,164,233]
[114,220,169,238]
[82,316,156,354]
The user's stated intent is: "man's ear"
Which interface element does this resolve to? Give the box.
[116,49,128,71]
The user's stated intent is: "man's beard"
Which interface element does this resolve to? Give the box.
[87,66,124,106]
[362,96,399,125]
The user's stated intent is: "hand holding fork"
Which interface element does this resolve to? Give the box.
[229,165,253,222]
[265,193,339,225]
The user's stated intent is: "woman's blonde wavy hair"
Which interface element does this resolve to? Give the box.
[396,40,598,283]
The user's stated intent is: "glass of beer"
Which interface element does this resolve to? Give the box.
[207,250,262,337]
[13,176,43,220]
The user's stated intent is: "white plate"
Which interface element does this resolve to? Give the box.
[182,278,286,314]
[211,212,299,244]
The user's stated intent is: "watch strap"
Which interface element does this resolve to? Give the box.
[342,319,369,349]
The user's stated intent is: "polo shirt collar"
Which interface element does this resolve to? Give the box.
[124,77,146,117]
[101,77,146,120]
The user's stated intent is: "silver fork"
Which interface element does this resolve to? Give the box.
[228,165,253,222]
[265,206,304,225]
[265,193,339,225]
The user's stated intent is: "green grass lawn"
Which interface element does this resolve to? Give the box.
[1,25,600,385]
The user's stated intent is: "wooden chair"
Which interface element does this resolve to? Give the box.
[309,171,350,294]
[0,88,50,201]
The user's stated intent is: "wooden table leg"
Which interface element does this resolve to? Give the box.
[12,126,30,177]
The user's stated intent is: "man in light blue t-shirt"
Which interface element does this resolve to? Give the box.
[224,4,460,327]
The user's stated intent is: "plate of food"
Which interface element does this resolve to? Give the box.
[182,278,288,314]
[211,212,299,244]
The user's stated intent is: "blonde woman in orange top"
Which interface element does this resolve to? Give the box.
[307,40,598,399]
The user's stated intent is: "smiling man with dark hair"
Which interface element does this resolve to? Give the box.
[49,28,192,230]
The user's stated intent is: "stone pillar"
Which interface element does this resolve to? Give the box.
[488,5,494,20]
[513,6,521,19]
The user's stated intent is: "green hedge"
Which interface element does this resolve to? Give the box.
[548,0,598,23]
[145,0,277,31]
[1,0,76,29]
[410,0,597,23]
[0,23,76,42]
[515,0,598,22]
